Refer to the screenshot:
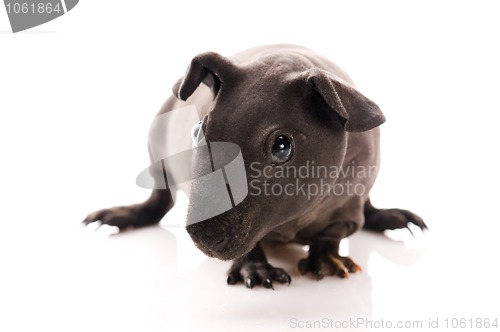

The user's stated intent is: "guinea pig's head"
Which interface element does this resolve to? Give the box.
[173,51,385,260]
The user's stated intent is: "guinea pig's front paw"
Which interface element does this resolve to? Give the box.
[82,204,160,231]
[298,253,361,280]
[82,206,139,230]
[364,208,428,233]
[227,261,291,290]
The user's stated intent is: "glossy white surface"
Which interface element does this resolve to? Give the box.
[1,1,500,331]
[2,201,500,332]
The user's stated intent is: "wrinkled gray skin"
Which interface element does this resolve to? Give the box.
[84,45,427,289]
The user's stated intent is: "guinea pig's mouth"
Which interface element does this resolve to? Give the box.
[185,212,255,261]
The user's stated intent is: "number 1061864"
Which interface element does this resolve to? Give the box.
[5,2,62,14]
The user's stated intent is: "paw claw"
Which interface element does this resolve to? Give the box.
[245,278,254,289]
[227,274,239,285]
[352,265,362,273]
[270,267,291,284]
[339,269,349,279]
[263,279,274,290]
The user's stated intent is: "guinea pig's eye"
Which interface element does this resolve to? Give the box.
[191,121,203,147]
[271,135,293,165]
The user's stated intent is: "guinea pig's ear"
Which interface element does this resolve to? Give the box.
[302,68,385,132]
[173,52,239,101]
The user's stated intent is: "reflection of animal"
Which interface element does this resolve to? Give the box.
[83,45,427,289]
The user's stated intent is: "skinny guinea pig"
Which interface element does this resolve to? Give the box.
[83,44,426,289]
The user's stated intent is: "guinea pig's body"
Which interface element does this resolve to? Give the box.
[84,45,426,289]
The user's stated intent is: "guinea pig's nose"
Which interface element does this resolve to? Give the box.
[186,220,229,256]
[212,236,228,252]
[201,232,228,252]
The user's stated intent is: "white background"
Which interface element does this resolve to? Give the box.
[1,1,500,331]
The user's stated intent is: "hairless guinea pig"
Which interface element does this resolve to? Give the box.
[83,44,427,289]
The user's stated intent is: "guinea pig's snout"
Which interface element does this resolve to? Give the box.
[186,221,229,258]
[186,210,253,261]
